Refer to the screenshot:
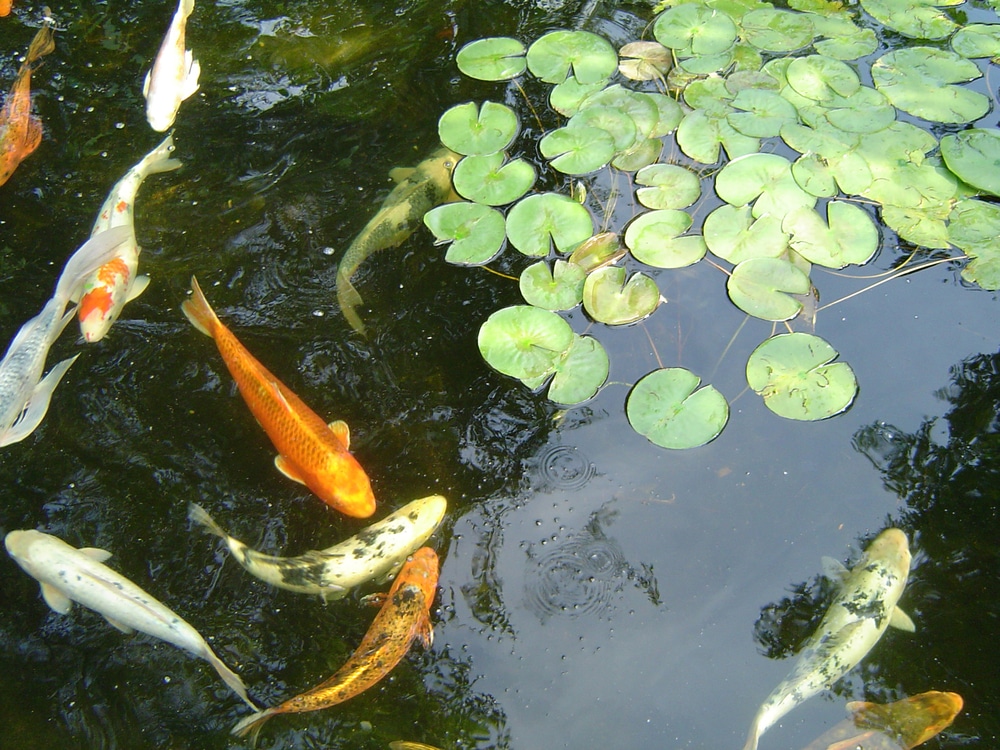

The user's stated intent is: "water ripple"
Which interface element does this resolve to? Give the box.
[531,444,596,491]
[523,532,626,621]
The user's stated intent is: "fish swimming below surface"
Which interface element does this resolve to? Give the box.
[0,0,12,18]
[74,133,182,342]
[742,528,915,750]
[181,276,376,517]
[335,145,460,335]
[4,529,255,708]
[188,494,446,599]
[799,691,963,750]
[232,547,439,743]
[0,18,55,187]
[0,226,131,447]
[143,0,199,131]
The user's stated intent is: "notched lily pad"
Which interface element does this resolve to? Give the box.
[741,9,816,52]
[624,209,707,269]
[727,257,811,320]
[626,368,729,449]
[520,259,586,310]
[940,128,1000,197]
[704,205,789,264]
[540,125,616,174]
[526,30,617,84]
[438,101,519,156]
[872,47,988,124]
[478,305,574,383]
[548,334,609,404]
[635,163,702,209]
[715,153,816,219]
[583,266,660,324]
[653,5,738,56]
[619,41,672,82]
[424,202,506,265]
[506,193,594,257]
[783,201,879,268]
[456,37,527,81]
[568,232,626,272]
[453,152,536,206]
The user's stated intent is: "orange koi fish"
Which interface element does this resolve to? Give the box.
[0,0,12,18]
[232,547,439,743]
[0,19,55,187]
[181,276,376,518]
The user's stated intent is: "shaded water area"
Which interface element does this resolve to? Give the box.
[2,0,1000,748]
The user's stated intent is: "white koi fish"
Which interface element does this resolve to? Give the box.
[143,0,199,131]
[0,226,131,446]
[188,494,447,600]
[4,529,255,708]
[75,134,182,342]
[742,528,915,750]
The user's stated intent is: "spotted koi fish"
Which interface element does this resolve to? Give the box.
[73,135,181,342]
[231,547,438,743]
[0,19,54,187]
[182,276,376,517]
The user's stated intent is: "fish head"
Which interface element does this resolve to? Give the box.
[4,529,45,571]
[393,547,439,603]
[848,691,963,749]
[401,494,448,533]
[417,147,461,195]
[865,528,911,574]
[313,453,377,518]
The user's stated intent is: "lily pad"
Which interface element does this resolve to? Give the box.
[612,137,663,171]
[881,203,951,249]
[727,257,811,320]
[951,24,1000,59]
[579,85,660,138]
[948,198,1000,289]
[549,76,609,117]
[452,153,536,206]
[791,153,838,198]
[786,54,861,101]
[872,47,988,124]
[782,202,879,268]
[424,202,507,265]
[741,9,816,52]
[645,92,684,137]
[704,205,789,263]
[456,37,527,81]
[715,153,816,219]
[526,30,618,84]
[746,332,858,420]
[813,16,879,60]
[478,305,574,383]
[798,86,896,134]
[567,232,626,272]
[860,0,958,40]
[438,101,519,156]
[618,41,672,82]
[626,368,729,449]
[652,5,738,56]
[624,210,707,269]
[940,128,1000,197]
[506,193,594,257]
[568,106,638,152]
[582,266,660,325]
[548,335,609,404]
[539,125,617,174]
[519,260,586,311]
[727,89,799,138]
[677,109,760,165]
[635,164,702,209]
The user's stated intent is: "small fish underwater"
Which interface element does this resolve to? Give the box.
[335,145,460,335]
[143,0,200,131]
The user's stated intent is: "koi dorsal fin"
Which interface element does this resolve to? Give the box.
[79,546,113,563]
[329,420,350,449]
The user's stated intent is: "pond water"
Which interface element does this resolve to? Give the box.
[2,0,999,749]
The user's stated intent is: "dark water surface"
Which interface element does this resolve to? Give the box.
[2,1,999,749]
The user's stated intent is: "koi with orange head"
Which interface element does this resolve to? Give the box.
[232,547,439,744]
[181,276,376,518]
[0,19,54,187]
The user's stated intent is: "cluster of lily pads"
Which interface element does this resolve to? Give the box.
[423,0,1000,449]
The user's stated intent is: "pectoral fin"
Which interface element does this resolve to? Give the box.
[142,70,151,98]
[41,583,73,614]
[889,606,916,632]
[275,455,307,485]
[104,616,135,634]
[126,275,151,302]
[328,420,350,449]
[79,547,113,563]
[821,556,849,582]
[182,53,201,99]
[0,356,79,447]
[415,613,434,648]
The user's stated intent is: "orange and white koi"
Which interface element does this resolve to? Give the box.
[181,276,376,517]
[74,135,181,342]
[232,547,439,743]
[143,0,199,131]
[0,18,54,187]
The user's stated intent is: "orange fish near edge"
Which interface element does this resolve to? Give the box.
[181,276,376,518]
[0,0,13,18]
[232,547,439,743]
[0,19,55,186]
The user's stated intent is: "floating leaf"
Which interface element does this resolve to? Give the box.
[549,76,608,117]
[948,199,1000,289]
[727,257,811,320]
[798,86,896,134]
[704,205,789,263]
[860,0,958,40]
[783,202,879,268]
[741,9,815,52]
[526,30,617,84]
[539,125,616,174]
[548,335,609,404]
[626,368,729,449]
[677,109,759,164]
[940,128,1000,198]
[580,85,660,138]
[881,203,951,249]
[438,101,519,156]
[727,89,798,137]
[519,260,586,311]
[872,47,988,124]
[951,24,1000,59]
[813,16,878,60]
[652,5,738,56]
[624,210,707,269]
[791,153,838,197]
[582,266,660,324]
[478,306,574,383]
[786,54,860,101]
[612,137,663,171]
[635,164,701,209]
[746,332,858,420]
[506,193,594,257]
[452,153,536,206]
[456,37,527,81]
[715,153,816,219]
[568,232,626,272]
[646,92,684,137]
[618,41,672,82]
[568,106,638,152]
[424,202,506,265]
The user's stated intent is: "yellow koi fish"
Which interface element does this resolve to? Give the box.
[143,0,199,131]
[232,547,439,743]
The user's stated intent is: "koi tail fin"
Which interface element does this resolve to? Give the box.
[231,707,278,744]
[178,0,195,22]
[203,647,256,710]
[181,276,220,337]
[54,226,132,305]
[335,271,367,335]
[25,18,56,68]
[187,502,229,540]
[141,134,183,176]
[741,718,761,750]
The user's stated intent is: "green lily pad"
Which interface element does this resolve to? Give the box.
[526,30,617,84]
[684,77,734,115]
[612,137,663,171]
[741,9,816,52]
[798,86,896,134]
[813,16,878,60]
[624,210,707,269]
[569,105,639,153]
[940,128,1000,197]
[727,257,811,320]
[424,202,507,265]
[881,203,951,249]
[652,5,738,56]
[456,37,527,81]
[677,109,760,165]
[782,202,879,269]
[519,260,586,311]
[786,54,861,101]
[582,266,660,325]
[746,332,858,420]
[438,101,519,157]
[548,334,609,404]
[452,153,536,206]
[704,205,789,263]
[539,125,617,175]
[635,164,702,210]
[549,76,609,117]
[626,368,729,449]
[478,305,574,383]
[872,47,988,124]
[506,193,594,257]
[791,153,838,198]
[948,198,1000,289]
[860,0,958,40]
[727,89,799,138]
[580,85,660,139]
[618,41,672,82]
[645,93,684,137]
[678,49,735,75]
[567,232,626,272]
[715,153,816,219]
[951,24,1000,59]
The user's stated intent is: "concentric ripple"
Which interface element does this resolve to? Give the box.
[532,444,597,490]
[523,532,626,620]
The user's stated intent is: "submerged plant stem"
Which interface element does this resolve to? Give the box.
[816,256,964,313]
